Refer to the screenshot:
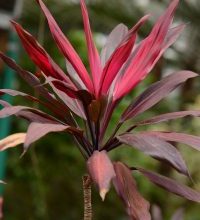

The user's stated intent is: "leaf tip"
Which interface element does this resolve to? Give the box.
[100,188,108,201]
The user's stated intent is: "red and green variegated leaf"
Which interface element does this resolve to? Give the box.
[0,133,26,151]
[113,0,180,100]
[100,15,149,96]
[136,111,200,126]
[87,150,115,201]
[80,0,102,96]
[11,21,74,86]
[138,131,200,152]
[136,167,200,202]
[100,23,128,67]
[113,162,151,220]
[24,122,81,150]
[120,71,197,122]
[171,208,184,220]
[36,0,94,93]
[117,133,189,176]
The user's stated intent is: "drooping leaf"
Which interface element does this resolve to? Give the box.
[87,150,115,200]
[120,71,197,122]
[80,0,102,96]
[136,110,200,126]
[24,122,81,150]
[136,168,200,202]
[0,133,26,151]
[0,53,73,123]
[117,133,189,176]
[100,23,128,67]
[113,162,151,220]
[138,131,200,152]
[0,105,60,123]
[36,0,94,93]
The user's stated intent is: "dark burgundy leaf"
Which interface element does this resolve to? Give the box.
[113,162,151,220]
[0,105,60,123]
[139,131,200,151]
[136,168,200,202]
[0,53,74,123]
[120,71,197,122]
[117,133,189,176]
[136,111,200,126]
[87,150,115,200]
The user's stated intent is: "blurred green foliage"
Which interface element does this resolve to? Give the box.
[1,0,200,219]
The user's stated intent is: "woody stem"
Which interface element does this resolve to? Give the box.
[83,175,93,220]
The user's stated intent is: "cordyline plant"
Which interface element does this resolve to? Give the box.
[0,0,200,219]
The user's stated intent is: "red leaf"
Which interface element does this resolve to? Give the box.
[113,0,180,100]
[117,133,189,176]
[100,15,149,96]
[113,162,151,220]
[36,0,94,93]
[136,168,200,202]
[80,0,102,96]
[120,71,197,122]
[87,150,115,200]
[12,21,74,86]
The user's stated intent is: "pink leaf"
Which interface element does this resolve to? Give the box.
[87,150,115,200]
[100,15,149,96]
[0,133,26,151]
[114,0,180,100]
[100,23,128,67]
[80,0,102,96]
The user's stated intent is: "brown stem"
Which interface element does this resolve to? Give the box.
[82,175,92,220]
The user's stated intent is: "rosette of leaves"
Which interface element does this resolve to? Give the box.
[0,0,200,219]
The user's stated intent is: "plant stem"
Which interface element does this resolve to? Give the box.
[82,175,92,220]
